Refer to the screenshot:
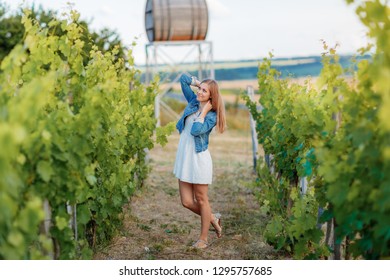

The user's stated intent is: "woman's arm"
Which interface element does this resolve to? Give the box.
[190,112,217,136]
[180,74,198,103]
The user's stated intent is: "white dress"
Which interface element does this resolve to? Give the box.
[173,112,213,184]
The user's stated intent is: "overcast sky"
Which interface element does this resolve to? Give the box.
[3,0,369,64]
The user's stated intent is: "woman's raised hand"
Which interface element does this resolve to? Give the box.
[191,76,201,88]
[202,100,213,114]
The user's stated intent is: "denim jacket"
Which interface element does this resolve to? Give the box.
[176,74,217,153]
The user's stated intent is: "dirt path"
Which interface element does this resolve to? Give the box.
[94,131,281,260]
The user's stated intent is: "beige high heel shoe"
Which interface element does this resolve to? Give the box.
[211,213,222,238]
[192,239,208,249]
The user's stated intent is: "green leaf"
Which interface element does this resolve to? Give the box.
[303,160,312,176]
[37,161,54,182]
[55,216,68,230]
[155,122,175,146]
[77,204,91,224]
[86,175,97,186]
[8,231,24,247]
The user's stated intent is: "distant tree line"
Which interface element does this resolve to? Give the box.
[143,55,371,83]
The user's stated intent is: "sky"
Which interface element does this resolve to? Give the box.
[2,0,369,65]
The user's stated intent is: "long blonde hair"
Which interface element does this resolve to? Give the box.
[201,79,226,133]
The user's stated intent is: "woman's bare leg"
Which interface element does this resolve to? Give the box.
[178,180,221,239]
[178,180,200,214]
[193,184,211,242]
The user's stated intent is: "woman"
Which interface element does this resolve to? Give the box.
[173,73,226,249]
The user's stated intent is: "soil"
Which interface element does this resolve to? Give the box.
[93,130,283,260]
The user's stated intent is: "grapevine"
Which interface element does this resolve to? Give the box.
[244,0,390,259]
[0,9,174,259]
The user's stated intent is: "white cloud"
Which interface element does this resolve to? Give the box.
[206,0,231,19]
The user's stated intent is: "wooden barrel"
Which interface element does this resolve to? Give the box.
[145,0,208,42]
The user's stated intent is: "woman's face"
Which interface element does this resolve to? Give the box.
[197,83,211,102]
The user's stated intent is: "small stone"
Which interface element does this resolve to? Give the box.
[232,234,242,240]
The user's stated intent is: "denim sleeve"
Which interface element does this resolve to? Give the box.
[190,114,217,136]
[180,74,197,103]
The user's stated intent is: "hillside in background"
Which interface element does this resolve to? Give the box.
[138,54,370,81]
